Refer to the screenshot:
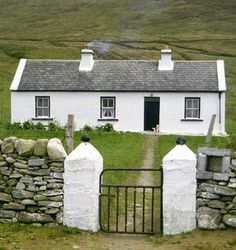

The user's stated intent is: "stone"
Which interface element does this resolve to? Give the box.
[47,183,63,189]
[198,147,231,157]
[233,197,236,205]
[197,191,220,199]
[41,164,49,169]
[230,178,236,183]
[218,223,226,230]
[21,199,37,206]
[196,198,206,208]
[56,212,63,224]
[213,173,229,181]
[229,210,236,215]
[44,222,58,227]
[27,206,38,213]
[223,214,236,228]
[0,192,13,202]
[1,137,17,154]
[52,172,63,179]
[0,209,15,218]
[231,160,236,167]
[9,173,22,179]
[0,161,7,167]
[5,157,15,163]
[220,209,227,214]
[208,200,225,209]
[7,178,18,187]
[4,186,13,194]
[45,208,60,215]
[229,172,236,177]
[50,167,64,173]
[12,190,34,199]
[197,171,213,180]
[199,183,236,196]
[13,162,28,169]
[20,177,33,184]
[228,183,236,188]
[218,182,227,186]
[19,212,54,224]
[197,207,222,229]
[3,202,25,210]
[34,176,43,181]
[19,168,50,176]
[47,138,67,161]
[39,190,63,197]
[197,154,207,171]
[50,162,64,168]
[15,139,36,157]
[33,195,48,201]
[48,195,63,202]
[38,201,62,208]
[34,181,47,186]
[222,157,231,173]
[31,223,42,227]
[39,186,47,191]
[28,158,45,167]
[34,139,48,157]
[26,184,38,192]
[221,197,233,202]
[16,182,26,190]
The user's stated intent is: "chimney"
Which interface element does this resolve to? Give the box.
[158,49,174,71]
[79,49,94,71]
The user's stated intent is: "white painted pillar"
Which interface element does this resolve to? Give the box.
[63,141,103,231]
[162,139,197,235]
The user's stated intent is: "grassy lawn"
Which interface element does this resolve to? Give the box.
[0,223,235,250]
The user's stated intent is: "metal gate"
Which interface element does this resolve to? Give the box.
[99,168,163,234]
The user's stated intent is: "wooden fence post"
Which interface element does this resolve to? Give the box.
[66,114,74,154]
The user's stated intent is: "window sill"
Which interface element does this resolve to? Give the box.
[32,117,54,121]
[97,118,119,122]
[181,118,203,122]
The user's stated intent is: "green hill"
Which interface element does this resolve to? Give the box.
[0,0,235,133]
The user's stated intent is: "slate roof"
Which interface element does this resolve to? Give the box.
[16,60,219,92]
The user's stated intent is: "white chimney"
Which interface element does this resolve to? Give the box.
[158,49,174,71]
[79,49,94,71]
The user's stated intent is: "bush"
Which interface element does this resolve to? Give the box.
[48,122,58,131]
[6,122,22,130]
[35,122,46,130]
[96,123,114,132]
[22,120,35,130]
[82,124,93,132]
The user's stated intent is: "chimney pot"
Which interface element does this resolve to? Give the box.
[79,49,94,71]
[158,49,174,71]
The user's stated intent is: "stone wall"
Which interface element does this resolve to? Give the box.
[196,147,236,229]
[0,137,67,226]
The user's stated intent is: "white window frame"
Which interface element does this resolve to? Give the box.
[35,96,50,118]
[101,97,115,119]
[185,97,200,119]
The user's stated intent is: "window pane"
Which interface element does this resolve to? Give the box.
[37,108,43,117]
[43,98,49,107]
[186,110,192,118]
[108,98,114,107]
[103,99,108,107]
[192,109,198,118]
[192,99,199,108]
[186,99,192,108]
[38,99,43,107]
[43,108,49,117]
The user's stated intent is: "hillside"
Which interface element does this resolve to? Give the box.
[0,0,235,133]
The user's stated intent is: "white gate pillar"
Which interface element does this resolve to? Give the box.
[63,136,103,231]
[162,138,197,235]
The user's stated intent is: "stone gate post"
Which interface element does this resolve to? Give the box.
[162,138,197,235]
[63,136,103,231]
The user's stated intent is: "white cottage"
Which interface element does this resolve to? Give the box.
[10,49,226,135]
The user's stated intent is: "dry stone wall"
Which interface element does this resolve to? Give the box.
[0,137,67,226]
[196,147,236,229]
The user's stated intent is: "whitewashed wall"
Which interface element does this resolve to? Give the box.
[11,91,225,135]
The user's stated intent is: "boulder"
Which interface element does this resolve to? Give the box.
[12,190,34,199]
[223,214,236,228]
[47,138,67,161]
[0,209,15,218]
[15,139,36,157]
[1,137,17,154]
[208,200,225,209]
[0,192,13,202]
[197,207,222,229]
[18,212,54,224]
[199,183,236,196]
[34,139,48,157]
[3,202,25,210]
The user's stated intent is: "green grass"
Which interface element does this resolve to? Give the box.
[0,0,235,133]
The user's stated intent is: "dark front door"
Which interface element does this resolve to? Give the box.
[144,97,160,131]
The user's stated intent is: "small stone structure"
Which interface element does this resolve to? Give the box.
[0,137,67,226]
[196,147,236,229]
[63,140,103,232]
[162,139,197,235]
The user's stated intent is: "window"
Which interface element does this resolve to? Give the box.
[185,98,200,119]
[35,96,50,118]
[101,97,115,119]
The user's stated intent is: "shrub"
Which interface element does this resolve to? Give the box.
[96,123,114,132]
[6,122,22,130]
[82,124,93,132]
[22,120,35,130]
[48,122,58,131]
[34,122,46,130]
